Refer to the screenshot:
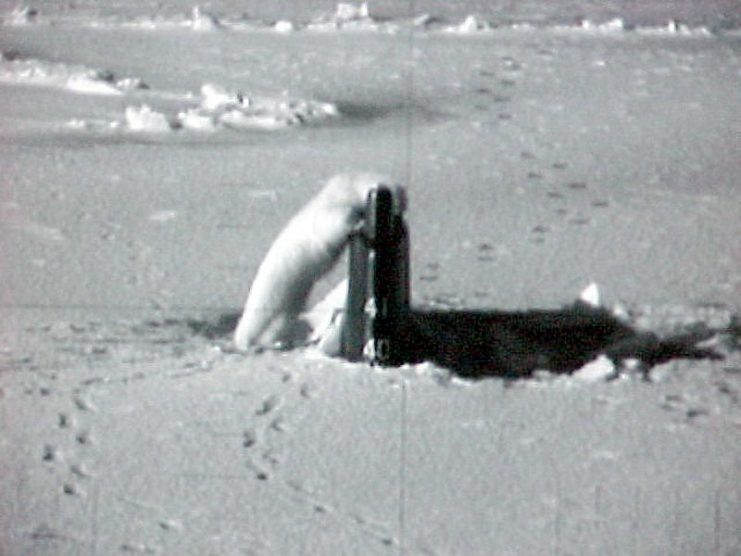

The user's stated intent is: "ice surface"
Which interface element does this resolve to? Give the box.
[1,2,740,555]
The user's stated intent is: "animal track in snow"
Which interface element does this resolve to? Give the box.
[255,394,281,416]
[661,393,712,421]
[284,480,398,547]
[42,444,57,462]
[420,261,441,282]
[299,383,314,399]
[58,412,72,428]
[242,429,258,448]
[569,216,592,226]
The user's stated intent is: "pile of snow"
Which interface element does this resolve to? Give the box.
[444,15,493,34]
[90,6,228,32]
[4,5,39,26]
[578,281,602,307]
[124,105,172,133]
[577,17,627,33]
[179,83,339,131]
[308,2,388,32]
[0,51,147,95]
[571,354,618,382]
[551,18,712,37]
[637,20,713,37]
[335,2,370,21]
[273,20,295,33]
[189,6,220,31]
[101,83,339,134]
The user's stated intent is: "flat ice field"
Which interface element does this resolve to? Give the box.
[1,3,740,555]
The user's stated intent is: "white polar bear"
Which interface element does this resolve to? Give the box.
[233,173,391,350]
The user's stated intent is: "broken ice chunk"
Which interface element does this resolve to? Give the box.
[335,3,370,21]
[177,108,217,131]
[447,15,491,34]
[125,105,172,132]
[200,83,249,111]
[190,6,220,31]
[573,355,616,382]
[579,282,601,307]
[219,110,296,131]
[274,20,294,33]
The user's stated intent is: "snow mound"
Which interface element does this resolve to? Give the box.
[576,17,627,33]
[4,5,39,25]
[176,108,218,132]
[180,83,339,132]
[0,52,147,95]
[571,355,617,382]
[199,82,249,111]
[550,18,713,37]
[335,2,370,21]
[91,6,232,32]
[274,20,295,33]
[189,6,220,31]
[68,83,340,135]
[444,15,493,34]
[578,282,601,307]
[124,105,173,133]
[637,20,713,37]
[308,3,391,32]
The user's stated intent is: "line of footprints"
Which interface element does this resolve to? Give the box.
[43,390,97,498]
[243,374,398,548]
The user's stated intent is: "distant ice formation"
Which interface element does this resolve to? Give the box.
[189,6,220,31]
[29,76,339,135]
[444,15,492,34]
[125,105,172,133]
[2,4,718,37]
[5,5,38,25]
[177,82,339,132]
[0,51,147,95]
[308,2,387,32]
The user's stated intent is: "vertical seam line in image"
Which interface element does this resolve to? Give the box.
[399,1,417,552]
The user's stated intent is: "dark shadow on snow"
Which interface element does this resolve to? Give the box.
[331,100,448,127]
[186,303,727,380]
[334,101,397,123]
[186,313,241,340]
[395,303,723,379]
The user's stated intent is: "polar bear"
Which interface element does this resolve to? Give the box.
[233,173,391,350]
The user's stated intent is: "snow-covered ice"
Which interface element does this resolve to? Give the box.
[124,104,172,132]
[1,2,740,555]
[0,51,145,95]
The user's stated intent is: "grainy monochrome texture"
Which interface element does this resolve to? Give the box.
[1,1,740,555]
